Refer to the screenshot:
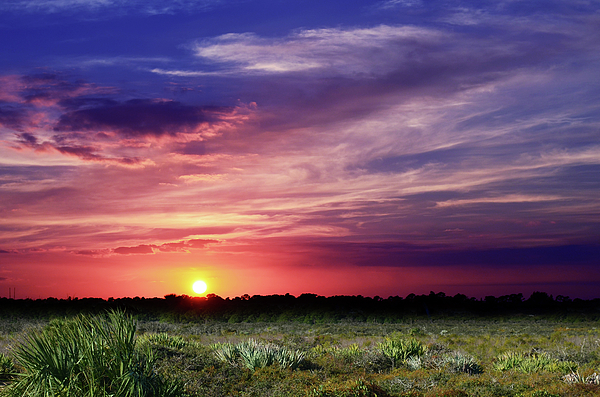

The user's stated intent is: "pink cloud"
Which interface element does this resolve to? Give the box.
[187,239,219,248]
[113,245,155,255]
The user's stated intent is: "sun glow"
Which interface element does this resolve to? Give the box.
[192,280,208,294]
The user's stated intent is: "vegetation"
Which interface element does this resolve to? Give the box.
[212,339,305,370]
[0,292,598,396]
[0,291,599,323]
[1,311,181,397]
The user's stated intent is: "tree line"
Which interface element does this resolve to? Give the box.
[0,291,598,322]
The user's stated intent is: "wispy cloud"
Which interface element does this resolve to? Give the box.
[150,68,215,77]
[0,0,223,15]
[191,26,444,76]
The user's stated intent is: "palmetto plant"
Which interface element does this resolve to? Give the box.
[563,371,600,385]
[211,342,239,366]
[137,333,188,351]
[0,353,15,382]
[3,311,182,397]
[443,352,483,375]
[212,339,305,370]
[378,337,426,369]
[494,351,577,374]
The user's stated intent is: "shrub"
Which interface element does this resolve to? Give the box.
[137,333,188,350]
[494,351,577,374]
[494,351,524,371]
[378,337,426,369]
[2,310,182,397]
[212,339,305,370]
[562,371,600,384]
[443,352,483,375]
[212,342,239,366]
[0,353,15,382]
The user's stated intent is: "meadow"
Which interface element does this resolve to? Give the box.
[0,308,598,397]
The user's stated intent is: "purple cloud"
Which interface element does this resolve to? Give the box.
[54,99,232,137]
[0,104,27,129]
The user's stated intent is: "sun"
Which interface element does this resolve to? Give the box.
[192,280,208,294]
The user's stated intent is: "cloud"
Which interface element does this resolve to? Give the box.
[113,244,155,255]
[111,239,219,255]
[0,103,27,130]
[191,26,444,76]
[0,75,253,164]
[188,20,595,84]
[172,18,600,140]
[0,72,117,136]
[54,99,233,137]
[187,238,219,248]
[13,132,145,165]
[435,194,564,208]
[377,0,422,8]
[19,71,115,107]
[2,4,600,296]
[0,0,221,15]
[150,68,215,77]
[73,249,110,256]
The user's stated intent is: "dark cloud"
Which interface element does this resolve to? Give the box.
[113,245,155,255]
[14,130,142,164]
[54,99,231,137]
[111,239,219,255]
[20,72,94,103]
[17,132,39,146]
[0,103,27,130]
[14,133,142,164]
[58,97,119,111]
[74,250,100,256]
[54,144,103,161]
[296,240,600,269]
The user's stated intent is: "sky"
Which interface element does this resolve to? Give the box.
[1,0,599,300]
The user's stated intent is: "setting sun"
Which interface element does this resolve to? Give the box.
[192,280,208,294]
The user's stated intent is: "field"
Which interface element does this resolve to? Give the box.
[0,311,599,397]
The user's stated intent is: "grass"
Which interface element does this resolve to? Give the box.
[0,315,599,396]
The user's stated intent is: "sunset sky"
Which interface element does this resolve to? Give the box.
[1,0,599,300]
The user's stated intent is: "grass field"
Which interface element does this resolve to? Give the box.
[0,312,598,396]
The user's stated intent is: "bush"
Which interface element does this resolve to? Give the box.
[443,352,483,375]
[137,333,188,350]
[494,351,577,374]
[212,339,305,370]
[2,310,182,397]
[562,371,600,385]
[378,337,426,369]
[0,353,15,382]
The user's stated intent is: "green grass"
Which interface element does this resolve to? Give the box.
[1,316,599,396]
